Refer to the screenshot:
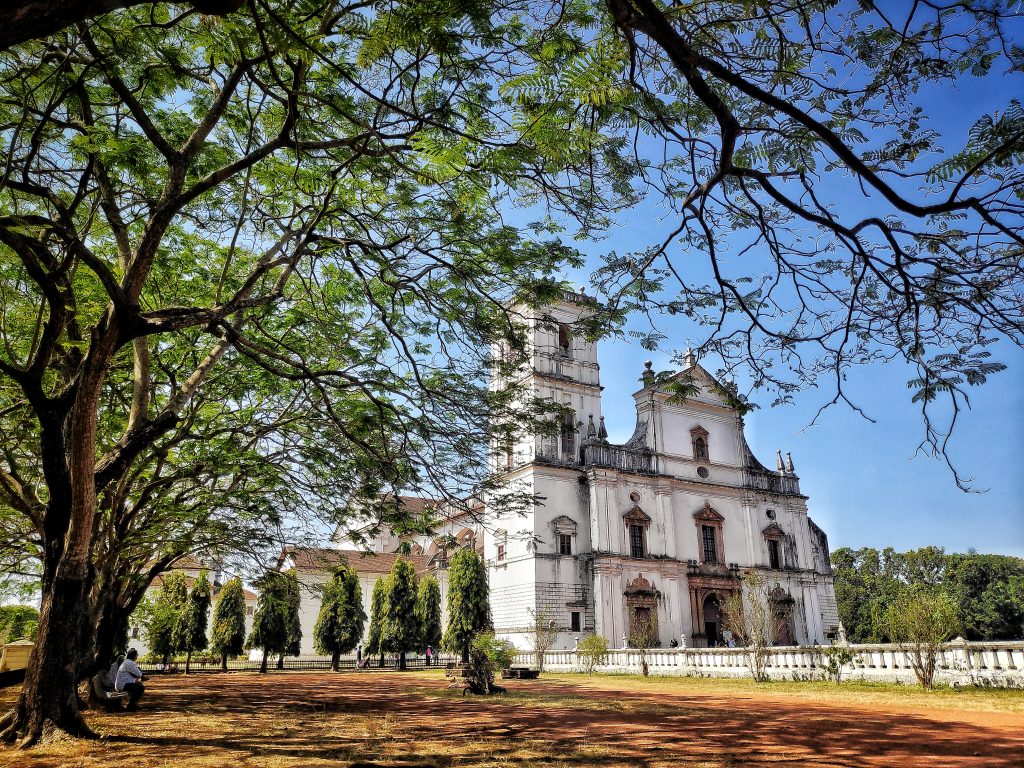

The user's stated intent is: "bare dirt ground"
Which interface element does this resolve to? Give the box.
[1,671,1022,768]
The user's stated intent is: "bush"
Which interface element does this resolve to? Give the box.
[578,634,608,675]
[464,632,516,695]
[821,645,856,684]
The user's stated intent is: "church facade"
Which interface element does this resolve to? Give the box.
[486,291,839,650]
[278,290,839,656]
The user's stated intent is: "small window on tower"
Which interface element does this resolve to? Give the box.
[629,524,646,559]
[571,611,581,632]
[497,544,506,562]
[768,539,781,569]
[559,533,573,555]
[557,323,571,356]
[702,524,718,564]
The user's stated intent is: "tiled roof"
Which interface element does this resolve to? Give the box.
[282,546,431,575]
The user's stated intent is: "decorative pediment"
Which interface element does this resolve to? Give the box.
[693,501,724,523]
[761,523,785,540]
[769,583,795,603]
[551,515,577,535]
[624,572,658,596]
[689,425,709,438]
[623,504,652,527]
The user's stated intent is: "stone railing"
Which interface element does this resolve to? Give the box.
[744,469,801,496]
[513,639,1024,688]
[581,443,654,474]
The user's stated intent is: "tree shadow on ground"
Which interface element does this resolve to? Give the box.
[1,672,1021,768]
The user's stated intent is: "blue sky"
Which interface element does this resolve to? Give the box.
[543,27,1024,559]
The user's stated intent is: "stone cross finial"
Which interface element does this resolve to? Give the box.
[683,346,695,367]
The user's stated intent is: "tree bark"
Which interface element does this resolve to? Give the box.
[331,651,340,672]
[220,651,228,672]
[259,649,268,674]
[0,0,245,53]
[398,651,406,671]
[185,650,192,674]
[276,654,284,670]
[0,567,95,746]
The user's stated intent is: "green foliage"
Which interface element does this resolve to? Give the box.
[821,645,857,684]
[174,571,212,659]
[832,547,1024,642]
[365,576,390,657]
[247,570,302,661]
[314,568,366,664]
[210,577,247,665]
[882,586,960,688]
[578,634,609,675]
[415,575,442,652]
[472,632,517,671]
[0,605,38,644]
[381,559,419,667]
[443,548,491,661]
[144,571,190,662]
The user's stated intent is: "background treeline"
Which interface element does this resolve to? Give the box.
[0,606,37,644]
[831,547,1024,642]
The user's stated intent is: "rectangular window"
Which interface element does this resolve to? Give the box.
[496,544,506,562]
[702,525,718,564]
[571,612,581,632]
[630,524,645,559]
[768,539,781,569]
[559,533,572,555]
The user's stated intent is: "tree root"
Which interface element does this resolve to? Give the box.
[0,707,98,748]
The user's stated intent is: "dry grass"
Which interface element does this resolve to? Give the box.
[0,670,1021,768]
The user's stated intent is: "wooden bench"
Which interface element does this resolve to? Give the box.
[89,673,129,711]
[501,666,540,680]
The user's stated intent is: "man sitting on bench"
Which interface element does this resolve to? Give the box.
[115,648,146,710]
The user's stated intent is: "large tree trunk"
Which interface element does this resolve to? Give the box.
[276,653,284,670]
[331,651,340,672]
[260,649,268,674]
[0,567,95,746]
[91,593,129,671]
[221,651,228,672]
[185,650,193,675]
[1,332,116,746]
[398,651,406,671]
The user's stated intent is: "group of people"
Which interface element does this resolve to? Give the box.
[100,648,146,710]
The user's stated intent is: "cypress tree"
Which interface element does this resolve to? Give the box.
[381,559,419,670]
[174,571,212,673]
[145,570,189,665]
[365,575,389,667]
[416,575,442,662]
[211,577,247,671]
[314,568,366,671]
[443,548,491,662]
[247,570,301,673]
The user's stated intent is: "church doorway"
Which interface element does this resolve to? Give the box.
[702,594,722,646]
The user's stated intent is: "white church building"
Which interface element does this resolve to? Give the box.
[486,290,839,651]
[281,290,839,655]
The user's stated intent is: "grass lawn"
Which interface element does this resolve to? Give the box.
[0,670,1021,768]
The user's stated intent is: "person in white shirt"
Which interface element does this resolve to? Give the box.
[106,654,124,689]
[115,648,146,710]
